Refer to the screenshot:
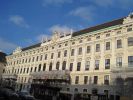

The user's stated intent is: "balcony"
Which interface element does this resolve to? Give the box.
[2,73,17,80]
[111,64,133,73]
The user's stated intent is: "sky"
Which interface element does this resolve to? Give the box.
[0,0,133,54]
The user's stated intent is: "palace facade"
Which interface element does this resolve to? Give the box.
[2,13,133,99]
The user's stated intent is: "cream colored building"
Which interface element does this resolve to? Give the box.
[2,13,133,96]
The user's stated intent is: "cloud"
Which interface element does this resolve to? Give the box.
[42,0,73,6]
[37,34,51,42]
[0,37,18,53]
[9,15,29,28]
[69,6,96,21]
[49,25,73,34]
[91,0,133,9]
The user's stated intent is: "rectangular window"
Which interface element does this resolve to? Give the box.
[104,75,109,85]
[96,44,100,52]
[30,67,33,72]
[58,52,61,58]
[116,57,122,67]
[84,76,88,84]
[45,54,47,60]
[128,37,133,46]
[64,50,67,57]
[40,55,43,61]
[34,67,37,72]
[78,47,82,55]
[51,53,54,59]
[95,60,99,70]
[75,76,79,84]
[85,61,90,71]
[127,28,132,32]
[117,39,122,48]
[70,63,73,71]
[87,46,91,53]
[94,76,98,84]
[36,56,39,61]
[128,56,133,66]
[77,62,81,71]
[106,42,110,50]
[105,59,110,69]
[71,49,75,56]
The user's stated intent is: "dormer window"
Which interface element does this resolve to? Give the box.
[127,27,132,32]
[96,36,100,39]
[106,33,110,37]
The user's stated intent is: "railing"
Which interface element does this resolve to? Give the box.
[2,73,17,79]
[30,70,70,80]
[111,64,133,73]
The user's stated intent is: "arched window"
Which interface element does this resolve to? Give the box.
[62,61,66,70]
[49,62,52,71]
[56,62,60,70]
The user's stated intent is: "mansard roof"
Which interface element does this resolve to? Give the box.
[22,43,41,51]
[14,17,125,52]
[72,17,124,37]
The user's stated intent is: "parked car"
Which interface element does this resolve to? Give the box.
[0,88,19,100]
[17,91,36,100]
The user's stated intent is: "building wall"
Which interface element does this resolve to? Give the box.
[3,14,133,93]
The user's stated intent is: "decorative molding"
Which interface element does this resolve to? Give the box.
[115,53,123,57]
[104,54,112,58]
[123,13,133,24]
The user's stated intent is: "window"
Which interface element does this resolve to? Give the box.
[38,64,41,72]
[79,40,82,43]
[70,63,73,71]
[104,75,109,85]
[96,36,100,39]
[128,56,133,66]
[106,42,110,50]
[58,52,61,58]
[23,68,26,73]
[40,55,43,61]
[116,57,122,67]
[64,50,67,57]
[94,76,98,84]
[27,68,29,73]
[83,89,87,92]
[71,49,75,56]
[77,62,81,71]
[62,61,66,70]
[72,42,75,45]
[85,61,90,71]
[32,57,34,62]
[78,47,82,55]
[45,54,47,60]
[87,46,91,53]
[43,63,46,71]
[106,33,110,37]
[75,76,79,84]
[65,43,68,46]
[127,27,132,32]
[36,56,39,61]
[34,67,37,72]
[74,88,78,92]
[84,76,88,84]
[30,67,33,72]
[96,44,100,52]
[51,53,54,59]
[95,60,99,70]
[105,59,110,69]
[56,62,60,70]
[117,39,122,48]
[67,88,70,91]
[128,37,133,46]
[117,31,121,34]
[49,63,52,71]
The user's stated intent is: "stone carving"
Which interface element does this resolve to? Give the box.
[104,54,111,58]
[123,13,133,24]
